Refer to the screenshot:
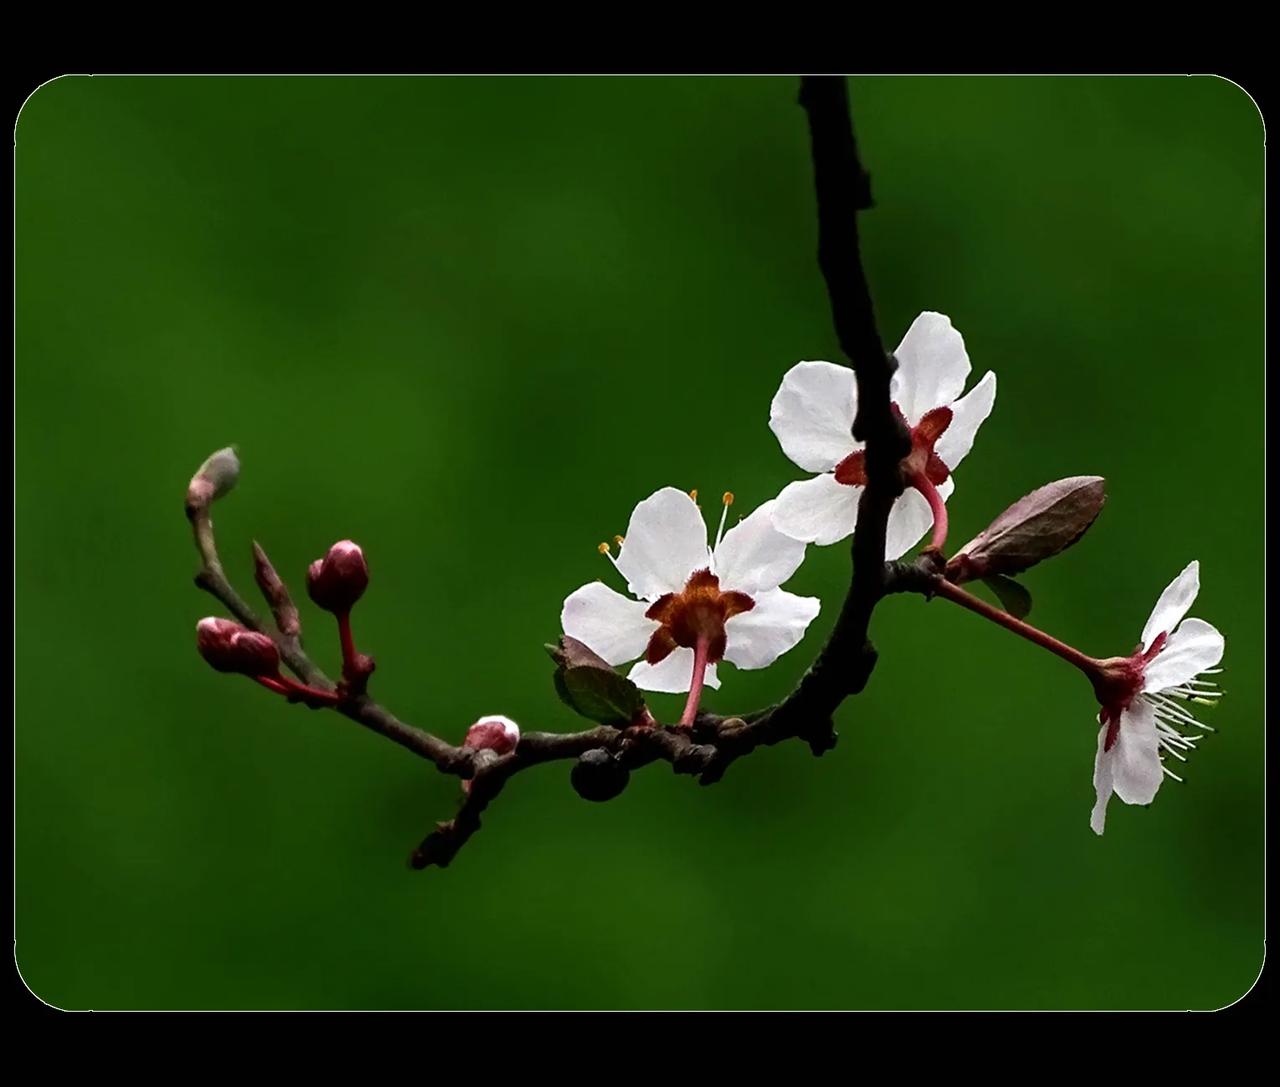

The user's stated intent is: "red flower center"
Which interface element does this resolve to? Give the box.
[1093,632,1167,750]
[643,568,755,666]
[833,403,954,487]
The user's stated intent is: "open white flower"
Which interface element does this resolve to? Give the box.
[560,488,820,716]
[769,311,997,558]
[1088,561,1225,835]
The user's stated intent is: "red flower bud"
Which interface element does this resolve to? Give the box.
[306,540,369,614]
[463,715,521,755]
[196,617,280,677]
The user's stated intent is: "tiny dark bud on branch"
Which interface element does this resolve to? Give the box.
[549,636,646,726]
[185,446,240,516]
[946,476,1106,583]
[252,542,301,636]
[570,748,630,802]
[306,540,369,613]
[196,616,280,677]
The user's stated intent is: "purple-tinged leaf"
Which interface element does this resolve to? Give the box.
[947,476,1106,583]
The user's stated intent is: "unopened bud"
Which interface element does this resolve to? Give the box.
[196,616,280,677]
[570,748,630,802]
[947,476,1106,583]
[306,540,369,613]
[185,446,241,516]
[463,715,521,755]
[252,542,301,636]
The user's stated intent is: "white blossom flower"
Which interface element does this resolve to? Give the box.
[1088,561,1225,835]
[769,311,997,558]
[560,488,821,707]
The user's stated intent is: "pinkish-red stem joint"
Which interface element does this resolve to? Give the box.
[337,611,357,676]
[680,635,713,727]
[253,674,341,706]
[931,577,1101,675]
[910,472,949,553]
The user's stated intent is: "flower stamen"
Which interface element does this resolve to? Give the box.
[598,540,621,572]
[714,491,734,551]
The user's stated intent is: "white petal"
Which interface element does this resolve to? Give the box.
[882,478,953,561]
[1090,722,1115,836]
[1110,700,1164,806]
[768,360,860,473]
[1140,561,1200,651]
[615,487,710,601]
[712,499,807,595]
[1143,618,1225,693]
[890,312,971,423]
[560,581,658,667]
[627,650,721,694]
[772,474,861,546]
[723,589,821,670]
[934,371,997,472]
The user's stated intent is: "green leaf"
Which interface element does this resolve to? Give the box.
[556,665,644,726]
[548,636,645,725]
[982,574,1033,619]
[547,635,613,671]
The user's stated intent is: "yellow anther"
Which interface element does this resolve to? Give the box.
[722,491,735,507]
[598,541,611,554]
[614,535,625,546]
[689,488,698,502]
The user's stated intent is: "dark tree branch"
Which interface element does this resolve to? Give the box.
[187,76,940,869]
[761,78,914,729]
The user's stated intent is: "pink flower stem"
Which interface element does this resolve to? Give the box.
[680,635,713,727]
[254,673,342,706]
[336,610,358,678]
[280,677,343,706]
[909,472,949,552]
[931,577,1101,676]
[253,675,293,696]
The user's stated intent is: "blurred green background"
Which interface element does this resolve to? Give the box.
[15,76,1263,1010]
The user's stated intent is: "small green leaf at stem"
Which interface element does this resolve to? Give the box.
[981,574,1033,619]
[548,636,646,726]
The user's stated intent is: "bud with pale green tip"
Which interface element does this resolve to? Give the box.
[185,446,241,517]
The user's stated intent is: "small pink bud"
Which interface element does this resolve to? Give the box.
[306,540,369,613]
[185,446,241,515]
[196,617,280,677]
[463,715,521,755]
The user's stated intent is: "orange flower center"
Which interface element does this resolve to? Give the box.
[643,568,755,666]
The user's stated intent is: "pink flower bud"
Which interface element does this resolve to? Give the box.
[306,540,369,614]
[463,715,521,755]
[196,617,280,677]
[185,446,241,514]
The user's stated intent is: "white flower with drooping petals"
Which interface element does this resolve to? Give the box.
[560,488,821,695]
[1088,561,1225,835]
[769,311,997,558]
